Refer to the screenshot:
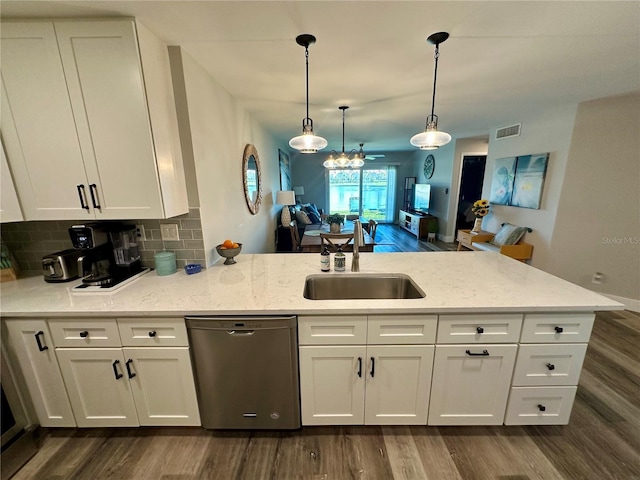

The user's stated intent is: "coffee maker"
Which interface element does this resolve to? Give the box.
[69,223,143,288]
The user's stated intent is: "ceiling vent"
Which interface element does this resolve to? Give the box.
[496,123,521,140]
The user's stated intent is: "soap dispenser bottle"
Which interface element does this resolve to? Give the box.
[320,246,330,272]
[334,247,346,272]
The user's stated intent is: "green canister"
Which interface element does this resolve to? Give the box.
[154,251,177,276]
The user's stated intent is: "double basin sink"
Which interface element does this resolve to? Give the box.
[303,273,425,300]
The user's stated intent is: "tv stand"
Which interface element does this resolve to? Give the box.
[399,209,437,240]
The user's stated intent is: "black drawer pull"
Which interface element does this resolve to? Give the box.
[148,331,157,337]
[476,326,484,334]
[34,331,49,352]
[76,184,89,211]
[554,326,564,333]
[546,363,555,371]
[465,349,489,356]
[79,330,89,338]
[125,359,136,379]
[538,404,546,412]
[89,183,101,210]
[112,360,123,380]
[370,357,375,377]
[357,357,362,378]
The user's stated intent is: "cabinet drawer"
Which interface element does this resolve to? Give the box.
[437,314,522,343]
[512,344,587,386]
[505,386,577,425]
[298,316,367,345]
[48,319,120,347]
[520,313,595,343]
[118,318,188,346]
[367,315,437,344]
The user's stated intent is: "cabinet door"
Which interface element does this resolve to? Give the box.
[0,22,91,220]
[299,345,366,425]
[56,348,138,427]
[0,139,23,223]
[3,320,76,427]
[365,345,434,425]
[428,344,517,425]
[123,347,200,426]
[54,20,165,219]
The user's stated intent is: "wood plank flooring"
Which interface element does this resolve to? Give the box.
[373,224,458,252]
[11,310,640,480]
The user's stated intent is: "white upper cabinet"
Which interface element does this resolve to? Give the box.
[0,19,188,220]
[0,139,23,223]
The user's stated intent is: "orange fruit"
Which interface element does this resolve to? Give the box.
[219,246,227,250]
[232,242,239,248]
[222,239,234,248]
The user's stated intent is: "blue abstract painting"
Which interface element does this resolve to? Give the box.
[489,157,516,205]
[511,153,549,209]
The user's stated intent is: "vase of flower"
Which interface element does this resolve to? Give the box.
[330,223,341,233]
[471,199,490,234]
[325,213,345,233]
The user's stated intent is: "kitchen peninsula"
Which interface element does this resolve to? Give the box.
[1,252,623,429]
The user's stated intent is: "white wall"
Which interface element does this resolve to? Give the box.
[480,104,578,270]
[548,93,640,304]
[169,47,282,265]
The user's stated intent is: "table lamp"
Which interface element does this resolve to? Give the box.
[276,190,296,225]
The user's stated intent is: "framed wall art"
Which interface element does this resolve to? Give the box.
[278,149,291,191]
[489,153,549,209]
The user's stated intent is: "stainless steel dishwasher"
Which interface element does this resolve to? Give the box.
[185,316,300,429]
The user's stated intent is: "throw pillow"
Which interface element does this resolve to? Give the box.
[303,206,321,224]
[295,209,312,225]
[492,223,528,246]
[280,207,291,226]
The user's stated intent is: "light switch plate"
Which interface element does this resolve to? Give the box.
[160,223,179,241]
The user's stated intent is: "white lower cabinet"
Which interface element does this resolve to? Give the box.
[2,319,76,427]
[505,386,577,425]
[298,315,436,426]
[428,344,518,425]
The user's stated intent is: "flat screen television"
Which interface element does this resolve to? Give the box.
[413,184,431,214]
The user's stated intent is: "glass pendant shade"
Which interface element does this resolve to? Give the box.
[323,105,364,169]
[410,115,452,150]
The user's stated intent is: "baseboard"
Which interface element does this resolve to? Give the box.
[602,294,640,313]
[441,234,455,243]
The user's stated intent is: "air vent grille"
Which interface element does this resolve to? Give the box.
[496,123,521,140]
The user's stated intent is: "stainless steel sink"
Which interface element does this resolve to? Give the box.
[303,273,426,300]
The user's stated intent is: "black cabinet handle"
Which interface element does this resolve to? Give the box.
[148,331,157,337]
[89,184,101,210]
[476,326,484,334]
[465,349,490,356]
[34,331,49,352]
[370,357,375,378]
[76,184,89,211]
[546,363,555,371]
[555,326,564,333]
[357,357,362,378]
[538,404,546,412]
[79,330,89,338]
[112,360,123,380]
[125,359,136,379]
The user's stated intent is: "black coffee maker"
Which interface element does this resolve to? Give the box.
[69,223,142,287]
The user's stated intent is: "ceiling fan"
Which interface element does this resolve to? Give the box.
[358,143,385,161]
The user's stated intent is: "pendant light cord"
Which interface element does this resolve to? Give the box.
[342,108,345,153]
[305,46,310,121]
[431,44,440,118]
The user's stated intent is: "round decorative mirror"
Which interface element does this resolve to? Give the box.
[242,144,262,215]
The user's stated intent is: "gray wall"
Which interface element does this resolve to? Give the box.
[548,93,640,303]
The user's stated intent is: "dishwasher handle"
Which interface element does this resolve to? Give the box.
[226,330,255,336]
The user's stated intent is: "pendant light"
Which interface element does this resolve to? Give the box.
[410,32,452,150]
[323,106,364,169]
[289,34,328,153]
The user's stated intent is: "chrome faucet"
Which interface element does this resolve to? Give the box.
[351,220,361,272]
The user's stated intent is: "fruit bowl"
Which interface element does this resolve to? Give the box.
[215,243,242,265]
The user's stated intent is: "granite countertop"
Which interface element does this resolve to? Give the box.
[0,252,623,318]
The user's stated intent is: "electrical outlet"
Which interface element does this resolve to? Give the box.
[135,224,146,241]
[160,223,179,241]
[592,272,605,284]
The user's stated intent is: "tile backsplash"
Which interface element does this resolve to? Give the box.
[1,209,205,278]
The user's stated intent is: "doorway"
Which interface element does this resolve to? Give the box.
[455,155,487,232]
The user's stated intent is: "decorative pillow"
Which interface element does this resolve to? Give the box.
[295,209,312,225]
[303,206,321,224]
[491,223,528,246]
[280,207,292,226]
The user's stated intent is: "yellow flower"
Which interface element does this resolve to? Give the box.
[471,199,490,218]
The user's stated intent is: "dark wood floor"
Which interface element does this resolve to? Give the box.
[373,224,458,252]
[12,310,640,480]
